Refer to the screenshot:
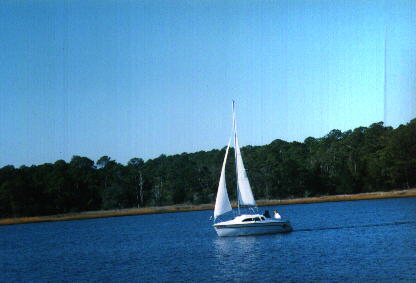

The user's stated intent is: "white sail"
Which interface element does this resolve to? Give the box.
[235,135,256,206]
[214,139,232,219]
[231,101,256,207]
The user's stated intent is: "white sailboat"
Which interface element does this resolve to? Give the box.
[213,101,292,237]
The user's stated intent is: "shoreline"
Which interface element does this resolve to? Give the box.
[1,188,415,226]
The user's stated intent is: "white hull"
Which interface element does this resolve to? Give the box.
[214,219,292,237]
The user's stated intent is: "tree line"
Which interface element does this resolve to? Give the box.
[0,118,415,218]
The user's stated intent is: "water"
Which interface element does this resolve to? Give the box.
[1,197,415,282]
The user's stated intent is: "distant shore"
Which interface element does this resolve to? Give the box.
[1,188,415,226]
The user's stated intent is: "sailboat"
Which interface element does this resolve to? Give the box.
[213,101,292,237]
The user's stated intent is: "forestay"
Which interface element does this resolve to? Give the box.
[214,139,232,219]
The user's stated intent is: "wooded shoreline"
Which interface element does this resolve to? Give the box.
[2,119,415,222]
[1,188,415,226]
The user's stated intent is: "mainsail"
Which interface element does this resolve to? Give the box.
[232,101,256,207]
[214,139,232,219]
[235,135,256,206]
[214,102,256,220]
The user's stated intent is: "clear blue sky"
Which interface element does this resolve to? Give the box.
[0,0,415,167]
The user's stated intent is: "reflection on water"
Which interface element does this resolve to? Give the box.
[214,236,260,279]
[213,234,289,281]
[214,236,258,257]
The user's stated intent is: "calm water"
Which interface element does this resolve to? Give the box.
[1,197,415,282]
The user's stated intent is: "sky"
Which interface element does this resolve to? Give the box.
[0,0,415,167]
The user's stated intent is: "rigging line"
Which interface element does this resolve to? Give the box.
[232,100,240,215]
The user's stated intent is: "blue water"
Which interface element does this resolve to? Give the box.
[1,197,415,282]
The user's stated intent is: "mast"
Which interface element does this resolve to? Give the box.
[232,100,241,215]
[383,26,387,124]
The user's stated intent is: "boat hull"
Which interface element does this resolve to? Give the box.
[214,220,292,237]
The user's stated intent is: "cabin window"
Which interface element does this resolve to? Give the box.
[254,217,261,221]
[242,218,253,222]
[261,217,265,221]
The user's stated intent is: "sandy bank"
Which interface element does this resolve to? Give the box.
[1,188,415,226]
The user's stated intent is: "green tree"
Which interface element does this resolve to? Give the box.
[128,157,145,207]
